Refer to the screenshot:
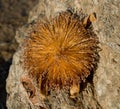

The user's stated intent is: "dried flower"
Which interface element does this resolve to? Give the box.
[22,11,99,93]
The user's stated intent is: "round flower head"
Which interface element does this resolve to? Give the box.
[23,11,99,91]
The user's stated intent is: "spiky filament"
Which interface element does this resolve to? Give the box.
[23,12,99,90]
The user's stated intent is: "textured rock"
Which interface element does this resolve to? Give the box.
[6,0,120,109]
[0,1,38,109]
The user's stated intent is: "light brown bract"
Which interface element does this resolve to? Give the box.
[23,11,99,92]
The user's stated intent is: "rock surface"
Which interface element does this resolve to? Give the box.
[6,0,120,109]
[0,0,38,109]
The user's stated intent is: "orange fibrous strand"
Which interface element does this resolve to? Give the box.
[23,11,99,90]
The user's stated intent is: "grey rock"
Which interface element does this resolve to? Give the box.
[6,0,120,109]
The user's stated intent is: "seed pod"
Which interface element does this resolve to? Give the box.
[22,11,99,94]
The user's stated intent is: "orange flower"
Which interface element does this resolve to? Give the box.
[23,11,99,92]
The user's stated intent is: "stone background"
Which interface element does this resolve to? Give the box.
[0,0,38,108]
[1,0,120,109]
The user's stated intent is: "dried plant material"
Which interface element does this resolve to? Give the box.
[83,13,96,27]
[70,83,80,98]
[22,11,99,94]
[21,75,36,98]
[89,13,97,22]
[21,75,45,105]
